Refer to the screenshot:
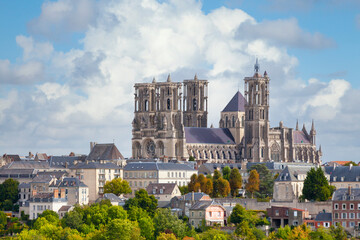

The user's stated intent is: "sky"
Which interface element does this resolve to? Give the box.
[0,0,359,162]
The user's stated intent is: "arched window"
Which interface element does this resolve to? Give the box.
[271,143,281,162]
[242,116,245,127]
[198,151,202,159]
[225,116,228,128]
[228,151,232,159]
[167,99,171,110]
[211,151,214,159]
[205,151,208,159]
[144,100,149,111]
[232,116,235,127]
[216,151,220,159]
[223,151,226,159]
[193,99,197,111]
[158,141,164,156]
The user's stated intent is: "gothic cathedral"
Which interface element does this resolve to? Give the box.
[132,60,322,164]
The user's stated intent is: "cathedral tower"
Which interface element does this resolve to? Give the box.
[244,59,270,162]
[183,75,208,127]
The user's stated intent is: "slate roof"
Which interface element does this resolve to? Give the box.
[222,91,247,112]
[6,161,50,169]
[58,206,72,212]
[293,131,311,144]
[58,177,87,188]
[86,143,124,161]
[184,127,235,144]
[199,163,242,175]
[190,200,224,210]
[37,171,68,179]
[324,166,360,182]
[96,193,124,203]
[124,162,196,171]
[69,162,122,169]
[275,166,314,182]
[180,192,211,201]
[32,175,54,183]
[146,183,177,195]
[18,183,30,188]
[332,188,360,201]
[49,156,86,168]
[315,212,332,222]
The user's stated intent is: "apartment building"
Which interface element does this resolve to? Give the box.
[123,162,197,194]
[189,200,226,228]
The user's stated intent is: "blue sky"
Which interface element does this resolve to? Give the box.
[0,0,359,162]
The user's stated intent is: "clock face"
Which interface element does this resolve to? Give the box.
[146,140,156,157]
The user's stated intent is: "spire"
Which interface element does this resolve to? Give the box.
[319,145,322,153]
[296,119,299,131]
[311,119,315,131]
[167,74,171,82]
[264,70,267,76]
[302,123,306,132]
[194,74,198,80]
[152,77,156,83]
[254,58,260,73]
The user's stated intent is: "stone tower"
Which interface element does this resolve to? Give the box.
[132,75,185,159]
[183,75,208,128]
[244,59,270,162]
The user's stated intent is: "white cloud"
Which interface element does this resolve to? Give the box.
[0,59,44,84]
[27,0,97,39]
[0,0,359,162]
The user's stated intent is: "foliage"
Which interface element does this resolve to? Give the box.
[188,174,213,195]
[235,221,256,240]
[213,170,222,181]
[0,179,19,210]
[153,208,190,239]
[179,185,189,195]
[249,164,274,198]
[309,226,333,240]
[222,166,231,181]
[156,232,177,240]
[197,228,232,240]
[246,170,260,198]
[62,209,83,230]
[212,178,230,198]
[188,174,200,192]
[38,210,59,225]
[229,168,242,197]
[343,161,357,166]
[302,167,333,201]
[230,204,258,227]
[138,216,155,240]
[189,156,195,161]
[0,211,7,227]
[124,189,158,217]
[103,177,132,196]
[106,219,142,240]
[329,223,347,240]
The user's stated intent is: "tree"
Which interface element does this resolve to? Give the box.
[62,210,83,230]
[188,174,200,192]
[229,168,242,197]
[204,178,213,195]
[124,189,158,217]
[343,161,357,166]
[197,174,207,192]
[104,178,131,196]
[216,178,230,197]
[138,216,155,240]
[153,208,189,239]
[0,178,19,205]
[213,170,222,180]
[234,221,256,240]
[329,223,347,240]
[106,219,141,240]
[189,156,195,161]
[249,164,274,198]
[246,170,259,198]
[178,186,189,195]
[156,232,177,240]
[38,210,59,224]
[198,228,231,240]
[222,166,231,181]
[302,167,333,201]
[107,205,127,220]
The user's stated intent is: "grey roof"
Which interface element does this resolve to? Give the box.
[36,171,68,179]
[222,91,247,112]
[184,127,235,144]
[18,183,30,188]
[124,162,196,171]
[146,183,177,195]
[0,168,36,178]
[86,143,124,161]
[190,200,223,210]
[6,161,50,169]
[32,175,54,183]
[69,162,122,169]
[58,177,87,188]
[49,156,86,168]
[332,188,360,201]
[96,193,123,203]
[180,192,210,201]
[275,166,314,182]
[293,131,311,144]
[315,212,332,222]
[324,166,360,182]
[199,163,242,175]
[2,154,21,161]
[58,205,72,212]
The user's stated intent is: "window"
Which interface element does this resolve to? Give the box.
[294,211,297,217]
[160,189,163,194]
[199,212,202,217]
[324,222,330,228]
[350,204,354,210]
[285,210,289,216]
[192,212,194,217]
[350,213,355,219]
[191,221,194,226]
[334,204,338,210]
[293,221,299,226]
[342,204,346,210]
[358,203,360,210]
[350,222,355,227]
[334,213,339,219]
[342,213,347,219]
[209,212,212,217]
[275,210,279,216]
[193,99,197,111]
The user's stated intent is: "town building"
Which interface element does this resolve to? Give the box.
[332,187,360,230]
[267,206,307,228]
[170,192,212,217]
[145,183,181,207]
[189,200,226,228]
[325,165,360,189]
[131,60,322,164]
[123,162,197,194]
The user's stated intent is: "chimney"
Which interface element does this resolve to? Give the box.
[60,189,66,199]
[53,189,59,198]
[191,191,195,202]
[348,186,351,195]
[350,163,353,170]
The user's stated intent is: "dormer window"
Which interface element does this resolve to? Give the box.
[341,177,345,182]
[160,189,163,194]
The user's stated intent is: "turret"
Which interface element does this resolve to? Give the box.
[310,120,316,145]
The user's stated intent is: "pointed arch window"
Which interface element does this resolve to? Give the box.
[144,100,149,111]
[167,99,171,110]
[193,99,197,111]
[232,116,235,127]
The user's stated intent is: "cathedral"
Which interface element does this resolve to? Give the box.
[131,60,322,164]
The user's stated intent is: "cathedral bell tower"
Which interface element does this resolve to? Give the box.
[183,75,208,127]
[244,59,270,162]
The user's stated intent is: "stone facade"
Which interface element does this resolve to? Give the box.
[132,60,322,164]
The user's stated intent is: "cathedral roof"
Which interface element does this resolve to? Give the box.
[222,91,247,112]
[293,130,311,144]
[184,127,235,144]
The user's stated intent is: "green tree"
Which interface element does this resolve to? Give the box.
[198,228,231,240]
[246,170,260,198]
[343,161,357,166]
[124,189,158,217]
[106,219,141,240]
[189,156,195,161]
[303,167,333,201]
[222,166,231,181]
[213,170,222,180]
[0,178,19,205]
[153,208,189,239]
[235,221,256,240]
[229,168,242,197]
[249,164,274,198]
[0,211,6,227]
[127,205,149,221]
[329,223,347,240]
[178,185,189,195]
[104,178,131,196]
[38,210,59,224]
[107,205,127,220]
[138,216,155,240]
[156,232,177,240]
[310,226,333,240]
[62,210,83,230]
